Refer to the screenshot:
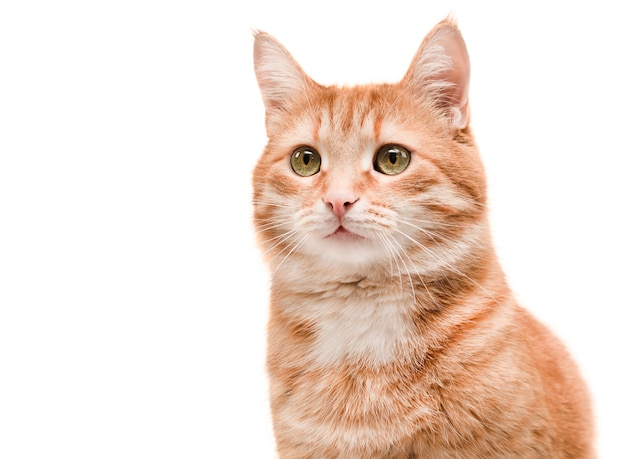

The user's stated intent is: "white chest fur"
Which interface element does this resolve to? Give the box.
[296,280,415,367]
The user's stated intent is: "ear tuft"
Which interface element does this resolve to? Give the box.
[404,18,471,130]
[253,32,314,133]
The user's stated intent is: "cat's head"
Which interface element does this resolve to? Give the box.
[253,18,489,278]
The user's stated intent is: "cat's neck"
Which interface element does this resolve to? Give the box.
[269,247,512,367]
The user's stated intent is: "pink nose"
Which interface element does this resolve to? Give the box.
[323,191,359,219]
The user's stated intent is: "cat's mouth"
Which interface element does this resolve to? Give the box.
[326,226,365,241]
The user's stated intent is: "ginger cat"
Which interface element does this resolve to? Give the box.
[252,18,595,458]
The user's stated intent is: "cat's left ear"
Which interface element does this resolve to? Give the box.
[404,18,471,130]
[253,32,316,134]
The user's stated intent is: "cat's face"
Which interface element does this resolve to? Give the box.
[253,20,488,277]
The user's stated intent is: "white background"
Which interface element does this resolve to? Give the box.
[1,1,624,458]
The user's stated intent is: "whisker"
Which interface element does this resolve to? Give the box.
[392,240,417,304]
[378,232,404,294]
[263,229,299,257]
[273,234,310,275]
[263,229,298,247]
[256,219,294,232]
[401,216,468,229]
[414,195,487,209]
[252,200,294,209]
[397,218,458,249]
[385,232,438,307]
[393,227,495,300]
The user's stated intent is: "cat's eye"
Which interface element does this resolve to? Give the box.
[374,144,411,175]
[291,146,321,177]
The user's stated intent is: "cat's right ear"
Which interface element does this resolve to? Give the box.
[253,32,314,135]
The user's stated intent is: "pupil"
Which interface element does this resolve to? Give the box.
[389,151,397,164]
[303,152,311,166]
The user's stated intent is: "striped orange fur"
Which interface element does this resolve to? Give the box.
[252,18,595,458]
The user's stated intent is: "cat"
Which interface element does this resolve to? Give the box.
[252,17,595,458]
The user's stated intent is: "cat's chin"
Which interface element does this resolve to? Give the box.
[305,230,384,267]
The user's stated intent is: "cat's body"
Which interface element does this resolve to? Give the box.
[252,18,594,458]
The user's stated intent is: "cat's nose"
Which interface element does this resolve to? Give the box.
[323,192,359,219]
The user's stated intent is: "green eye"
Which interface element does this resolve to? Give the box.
[374,144,411,175]
[291,146,321,177]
